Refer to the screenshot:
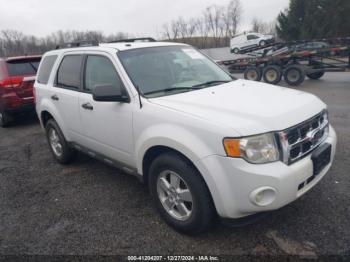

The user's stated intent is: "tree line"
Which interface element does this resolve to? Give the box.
[0,30,131,57]
[162,0,350,47]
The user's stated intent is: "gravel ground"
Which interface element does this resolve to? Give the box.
[0,73,349,259]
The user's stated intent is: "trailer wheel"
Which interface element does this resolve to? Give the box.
[284,65,306,86]
[263,65,282,85]
[307,71,325,80]
[244,67,262,81]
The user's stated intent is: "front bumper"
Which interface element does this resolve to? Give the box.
[196,125,337,219]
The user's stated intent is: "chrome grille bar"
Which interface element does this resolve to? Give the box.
[278,110,329,165]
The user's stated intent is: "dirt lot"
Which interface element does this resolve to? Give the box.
[0,73,349,258]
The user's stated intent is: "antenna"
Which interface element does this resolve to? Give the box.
[135,85,143,109]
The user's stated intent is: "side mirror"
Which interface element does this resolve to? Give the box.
[92,84,130,102]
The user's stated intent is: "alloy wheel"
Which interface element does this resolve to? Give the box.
[157,170,193,221]
[48,128,63,157]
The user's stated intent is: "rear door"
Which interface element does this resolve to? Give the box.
[6,57,41,99]
[51,54,83,141]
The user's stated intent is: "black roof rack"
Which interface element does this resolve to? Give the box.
[108,37,156,43]
[55,41,99,49]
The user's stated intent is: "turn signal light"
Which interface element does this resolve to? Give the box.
[223,138,241,157]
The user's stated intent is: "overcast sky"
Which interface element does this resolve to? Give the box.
[0,0,289,38]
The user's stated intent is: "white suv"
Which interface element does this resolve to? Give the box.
[230,32,274,54]
[35,40,336,233]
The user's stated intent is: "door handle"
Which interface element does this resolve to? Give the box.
[82,102,93,110]
[51,94,59,101]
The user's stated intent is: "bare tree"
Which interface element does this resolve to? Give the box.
[223,0,242,38]
[204,5,222,39]
[194,18,209,48]
[170,20,180,39]
[177,17,188,39]
[266,20,278,36]
[162,23,172,40]
[251,17,278,36]
[160,0,242,48]
[187,18,197,38]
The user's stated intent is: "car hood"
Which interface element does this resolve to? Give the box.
[149,80,326,136]
[263,34,274,39]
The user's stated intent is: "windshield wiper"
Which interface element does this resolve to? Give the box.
[192,80,231,88]
[143,87,199,95]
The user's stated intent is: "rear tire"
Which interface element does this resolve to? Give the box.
[284,65,306,86]
[263,65,282,85]
[45,119,75,164]
[0,111,11,128]
[307,71,325,80]
[244,67,262,81]
[148,152,215,234]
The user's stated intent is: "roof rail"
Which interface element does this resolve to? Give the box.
[108,37,156,43]
[55,41,99,49]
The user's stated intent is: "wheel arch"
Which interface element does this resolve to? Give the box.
[41,110,54,127]
[142,145,197,184]
[37,99,69,140]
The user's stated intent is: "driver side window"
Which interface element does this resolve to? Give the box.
[84,55,124,93]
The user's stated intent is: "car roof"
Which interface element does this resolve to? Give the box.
[3,55,42,62]
[100,41,188,51]
[43,41,189,56]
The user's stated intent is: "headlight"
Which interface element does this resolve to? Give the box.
[223,133,280,164]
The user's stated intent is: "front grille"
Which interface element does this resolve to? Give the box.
[279,110,329,165]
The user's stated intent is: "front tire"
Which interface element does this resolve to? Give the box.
[232,48,239,54]
[259,40,266,46]
[148,152,215,234]
[45,119,75,164]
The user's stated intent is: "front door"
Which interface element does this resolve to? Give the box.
[78,54,134,166]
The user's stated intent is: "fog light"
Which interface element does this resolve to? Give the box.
[249,187,277,207]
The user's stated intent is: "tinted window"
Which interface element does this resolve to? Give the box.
[57,55,83,89]
[84,55,124,92]
[6,58,41,76]
[37,55,58,84]
[247,35,259,40]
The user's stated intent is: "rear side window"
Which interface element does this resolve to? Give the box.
[56,55,83,89]
[6,58,41,76]
[37,55,58,84]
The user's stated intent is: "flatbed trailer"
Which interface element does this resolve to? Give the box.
[219,38,350,86]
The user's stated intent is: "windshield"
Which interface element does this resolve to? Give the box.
[118,46,233,98]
